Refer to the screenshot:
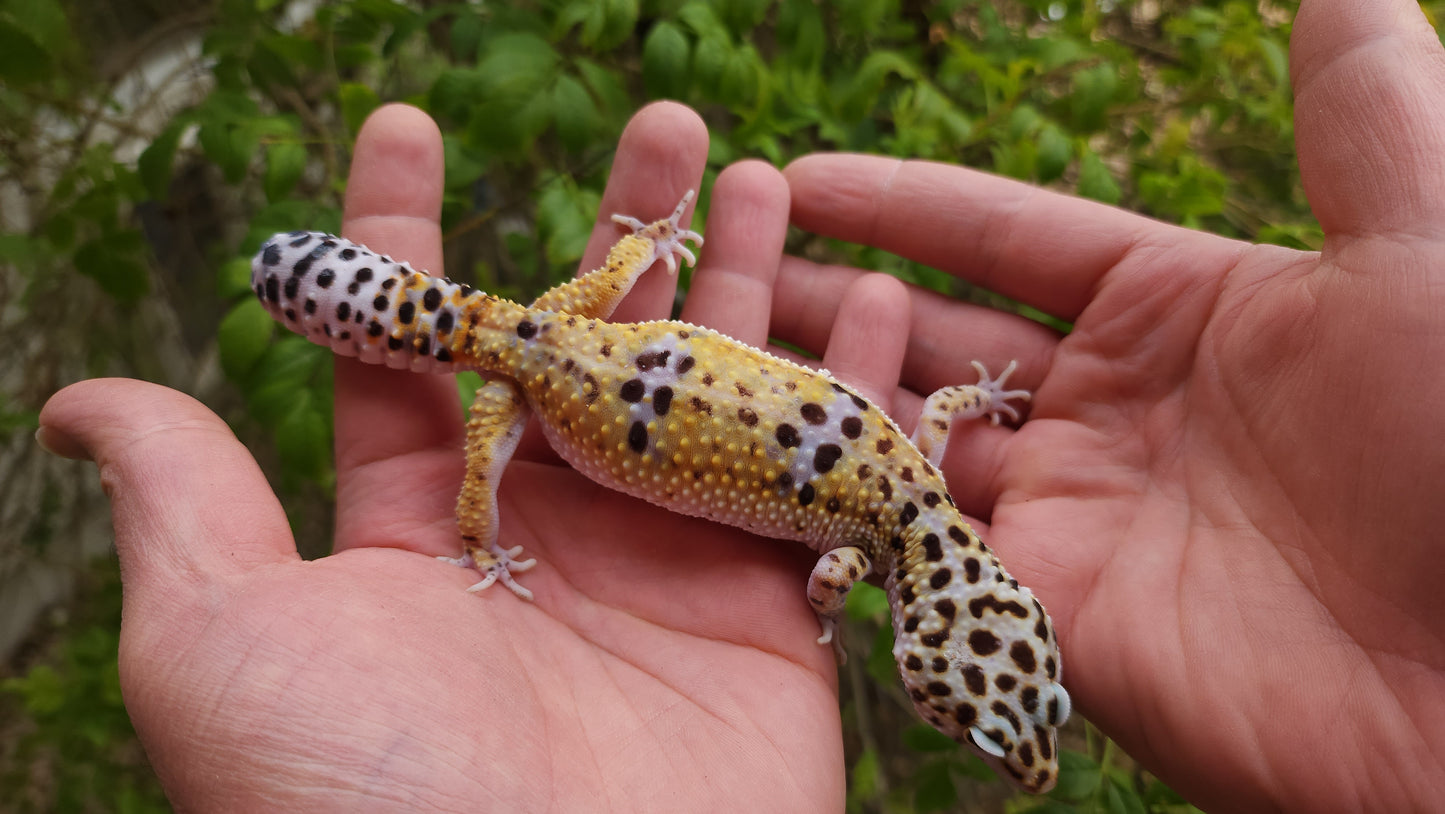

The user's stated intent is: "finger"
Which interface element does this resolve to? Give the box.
[784,154,1235,321]
[1292,0,1445,240]
[771,255,1060,398]
[585,101,710,325]
[679,160,790,345]
[37,379,295,600]
[817,273,910,413]
[335,104,463,549]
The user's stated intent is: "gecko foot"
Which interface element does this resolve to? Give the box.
[815,615,848,665]
[438,544,538,601]
[972,359,1032,425]
[610,189,705,276]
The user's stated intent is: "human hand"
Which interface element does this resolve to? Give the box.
[776,1,1445,811]
[37,102,913,811]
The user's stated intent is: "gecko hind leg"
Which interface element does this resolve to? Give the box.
[443,379,536,599]
[911,360,1032,467]
[807,546,872,664]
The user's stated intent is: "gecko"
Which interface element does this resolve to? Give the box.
[250,191,1070,792]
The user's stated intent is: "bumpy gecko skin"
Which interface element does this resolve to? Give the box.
[250,193,1069,792]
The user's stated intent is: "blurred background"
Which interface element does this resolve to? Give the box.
[3,0,1427,811]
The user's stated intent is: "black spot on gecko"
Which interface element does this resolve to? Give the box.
[636,350,670,371]
[776,471,794,488]
[417,335,430,356]
[690,397,712,415]
[826,497,841,513]
[797,483,815,506]
[424,288,443,312]
[776,424,800,448]
[899,502,919,527]
[935,598,956,620]
[877,477,893,500]
[628,421,648,453]
[676,355,695,375]
[813,444,842,473]
[964,559,981,583]
[962,665,987,696]
[1045,656,1057,680]
[955,703,978,726]
[921,533,942,561]
[900,467,914,482]
[735,382,754,398]
[381,277,395,290]
[948,526,970,545]
[355,267,373,283]
[653,386,674,416]
[316,268,335,288]
[997,674,1018,692]
[1019,742,1034,768]
[968,629,1001,656]
[262,243,281,266]
[1020,686,1039,714]
[738,407,758,426]
[583,373,600,405]
[516,320,537,338]
[1037,727,1053,760]
[876,438,894,454]
[930,569,952,590]
[388,335,403,350]
[923,491,941,508]
[920,629,949,647]
[398,301,415,325]
[287,233,310,247]
[857,464,872,479]
[372,294,388,311]
[968,596,1030,619]
[283,308,296,321]
[905,654,924,671]
[367,319,383,338]
[927,682,952,697]
[841,416,862,439]
[619,379,645,402]
[932,656,949,672]
[437,311,454,333]
[904,616,920,632]
[304,298,316,315]
[1036,617,1049,642]
[436,348,452,363]
[263,276,280,304]
[336,301,351,321]
[993,702,1022,734]
[339,248,356,261]
[347,280,362,296]
[831,382,868,411]
[800,403,827,424]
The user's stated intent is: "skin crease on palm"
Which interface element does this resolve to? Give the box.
[33,0,1445,810]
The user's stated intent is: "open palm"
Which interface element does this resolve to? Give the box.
[778,1,1445,811]
[41,104,857,811]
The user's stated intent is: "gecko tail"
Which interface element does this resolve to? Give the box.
[252,231,503,374]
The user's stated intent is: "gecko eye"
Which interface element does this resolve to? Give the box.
[1048,682,1072,726]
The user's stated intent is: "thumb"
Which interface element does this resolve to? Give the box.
[38,379,297,604]
[1292,0,1445,240]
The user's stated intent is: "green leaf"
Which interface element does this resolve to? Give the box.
[537,181,597,267]
[849,747,883,800]
[864,621,896,686]
[902,724,958,753]
[642,21,691,99]
[1104,775,1147,814]
[1076,149,1121,205]
[73,230,149,304]
[218,299,276,380]
[844,580,889,621]
[551,74,598,153]
[0,16,50,82]
[139,121,186,201]
[913,760,957,813]
[339,82,381,134]
[217,255,256,300]
[449,8,485,60]
[276,396,331,482]
[1036,123,1072,183]
[1048,750,1102,802]
[264,141,307,202]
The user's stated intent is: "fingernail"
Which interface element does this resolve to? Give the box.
[35,425,90,460]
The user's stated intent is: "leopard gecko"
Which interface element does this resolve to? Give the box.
[250,191,1070,792]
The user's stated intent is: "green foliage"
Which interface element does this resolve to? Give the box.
[12,0,1438,811]
[0,563,168,813]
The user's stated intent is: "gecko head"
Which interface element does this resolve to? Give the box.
[890,572,1070,793]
